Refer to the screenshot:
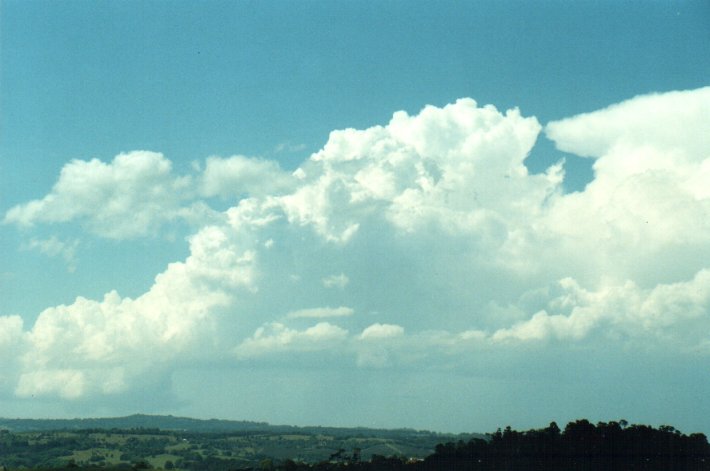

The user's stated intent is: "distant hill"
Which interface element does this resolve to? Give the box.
[0,414,477,439]
[0,414,482,469]
[0,414,271,433]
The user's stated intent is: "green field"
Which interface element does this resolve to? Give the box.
[0,427,460,470]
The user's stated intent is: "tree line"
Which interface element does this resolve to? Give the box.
[421,419,710,471]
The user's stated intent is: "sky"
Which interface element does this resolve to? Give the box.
[1,0,710,434]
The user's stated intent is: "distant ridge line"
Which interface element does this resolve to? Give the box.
[0,413,267,433]
[0,413,469,438]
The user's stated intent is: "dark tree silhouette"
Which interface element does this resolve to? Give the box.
[420,420,710,471]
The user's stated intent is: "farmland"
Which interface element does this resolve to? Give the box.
[0,418,467,470]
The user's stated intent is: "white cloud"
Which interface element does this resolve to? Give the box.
[275,142,307,153]
[0,315,23,345]
[200,155,295,198]
[234,322,349,359]
[546,87,710,159]
[286,306,354,319]
[21,236,79,272]
[15,369,87,400]
[16,221,259,399]
[322,273,349,289]
[277,99,560,247]
[492,269,710,348]
[359,323,404,340]
[537,87,710,288]
[355,324,406,367]
[3,151,194,239]
[4,88,710,404]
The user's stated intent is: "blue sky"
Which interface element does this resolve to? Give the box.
[1,0,710,433]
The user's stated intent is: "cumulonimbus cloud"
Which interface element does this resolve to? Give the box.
[2,87,709,401]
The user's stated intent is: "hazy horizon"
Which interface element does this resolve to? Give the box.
[2,1,710,435]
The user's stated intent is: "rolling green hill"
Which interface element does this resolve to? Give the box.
[0,415,479,470]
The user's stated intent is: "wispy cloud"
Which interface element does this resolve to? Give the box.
[321,273,350,289]
[286,306,354,319]
[21,236,79,272]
